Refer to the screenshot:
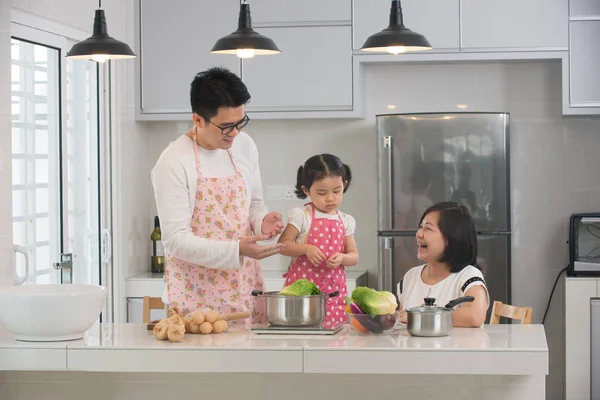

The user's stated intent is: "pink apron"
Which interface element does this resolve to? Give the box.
[165,140,266,325]
[283,203,347,328]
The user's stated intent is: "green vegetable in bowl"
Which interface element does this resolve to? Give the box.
[279,279,321,296]
[351,287,398,316]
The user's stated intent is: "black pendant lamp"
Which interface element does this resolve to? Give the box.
[66,0,136,63]
[360,0,432,54]
[211,0,280,59]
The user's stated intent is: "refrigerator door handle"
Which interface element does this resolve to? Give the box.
[378,135,394,231]
[379,237,394,292]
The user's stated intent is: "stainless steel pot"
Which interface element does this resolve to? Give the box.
[406,296,474,337]
[251,290,339,327]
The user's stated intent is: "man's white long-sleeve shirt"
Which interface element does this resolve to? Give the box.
[151,132,268,270]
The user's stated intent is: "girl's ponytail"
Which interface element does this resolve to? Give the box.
[295,165,308,199]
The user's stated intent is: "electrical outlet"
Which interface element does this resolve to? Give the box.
[283,186,297,201]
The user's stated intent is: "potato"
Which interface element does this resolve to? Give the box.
[191,310,205,325]
[204,310,219,324]
[199,321,213,334]
[212,320,228,334]
[189,323,200,334]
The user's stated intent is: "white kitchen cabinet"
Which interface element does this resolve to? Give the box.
[248,0,351,25]
[565,278,598,400]
[570,0,600,17]
[352,0,459,52]
[242,25,353,113]
[569,21,600,107]
[135,0,241,119]
[460,0,568,50]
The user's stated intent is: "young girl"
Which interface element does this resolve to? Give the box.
[278,154,359,328]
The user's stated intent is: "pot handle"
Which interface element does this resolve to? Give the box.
[444,296,475,309]
[251,290,263,297]
[328,291,339,298]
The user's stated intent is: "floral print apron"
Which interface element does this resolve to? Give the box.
[165,140,266,325]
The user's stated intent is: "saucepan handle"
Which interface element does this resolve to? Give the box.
[251,290,263,297]
[444,296,475,309]
[328,291,340,298]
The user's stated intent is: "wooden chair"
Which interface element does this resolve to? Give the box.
[142,296,166,323]
[490,301,532,324]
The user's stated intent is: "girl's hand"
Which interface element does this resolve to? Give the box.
[326,253,344,269]
[399,310,407,324]
[306,245,326,265]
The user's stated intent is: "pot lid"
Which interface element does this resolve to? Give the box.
[407,297,451,313]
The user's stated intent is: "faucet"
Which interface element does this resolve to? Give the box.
[53,253,73,284]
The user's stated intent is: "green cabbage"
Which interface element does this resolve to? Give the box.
[351,286,397,316]
[279,279,321,296]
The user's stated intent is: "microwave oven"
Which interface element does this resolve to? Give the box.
[569,213,600,276]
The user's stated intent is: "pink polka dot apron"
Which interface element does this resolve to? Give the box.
[283,203,347,328]
[165,140,266,325]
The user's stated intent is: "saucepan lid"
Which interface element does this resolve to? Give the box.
[407,296,475,313]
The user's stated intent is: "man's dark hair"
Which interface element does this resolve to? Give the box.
[190,67,251,120]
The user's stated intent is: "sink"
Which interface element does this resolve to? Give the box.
[0,284,108,341]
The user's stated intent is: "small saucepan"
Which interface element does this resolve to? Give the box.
[252,290,339,327]
[406,296,475,337]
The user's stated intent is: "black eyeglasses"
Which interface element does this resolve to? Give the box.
[199,113,250,135]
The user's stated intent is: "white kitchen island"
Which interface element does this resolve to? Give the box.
[0,323,548,400]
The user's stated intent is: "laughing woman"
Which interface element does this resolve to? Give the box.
[397,202,489,328]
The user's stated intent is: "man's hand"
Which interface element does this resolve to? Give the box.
[261,212,284,238]
[239,235,285,260]
[326,253,344,269]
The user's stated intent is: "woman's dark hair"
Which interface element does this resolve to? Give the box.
[420,201,479,273]
[190,67,251,120]
[295,154,352,199]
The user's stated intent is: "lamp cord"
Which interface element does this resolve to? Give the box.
[99,0,101,8]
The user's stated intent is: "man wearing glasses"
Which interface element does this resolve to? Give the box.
[151,67,285,324]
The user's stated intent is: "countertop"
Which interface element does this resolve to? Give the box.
[0,323,548,375]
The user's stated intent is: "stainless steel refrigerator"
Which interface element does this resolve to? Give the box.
[376,112,511,315]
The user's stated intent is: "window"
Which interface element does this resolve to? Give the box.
[11,28,102,286]
[11,38,61,284]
